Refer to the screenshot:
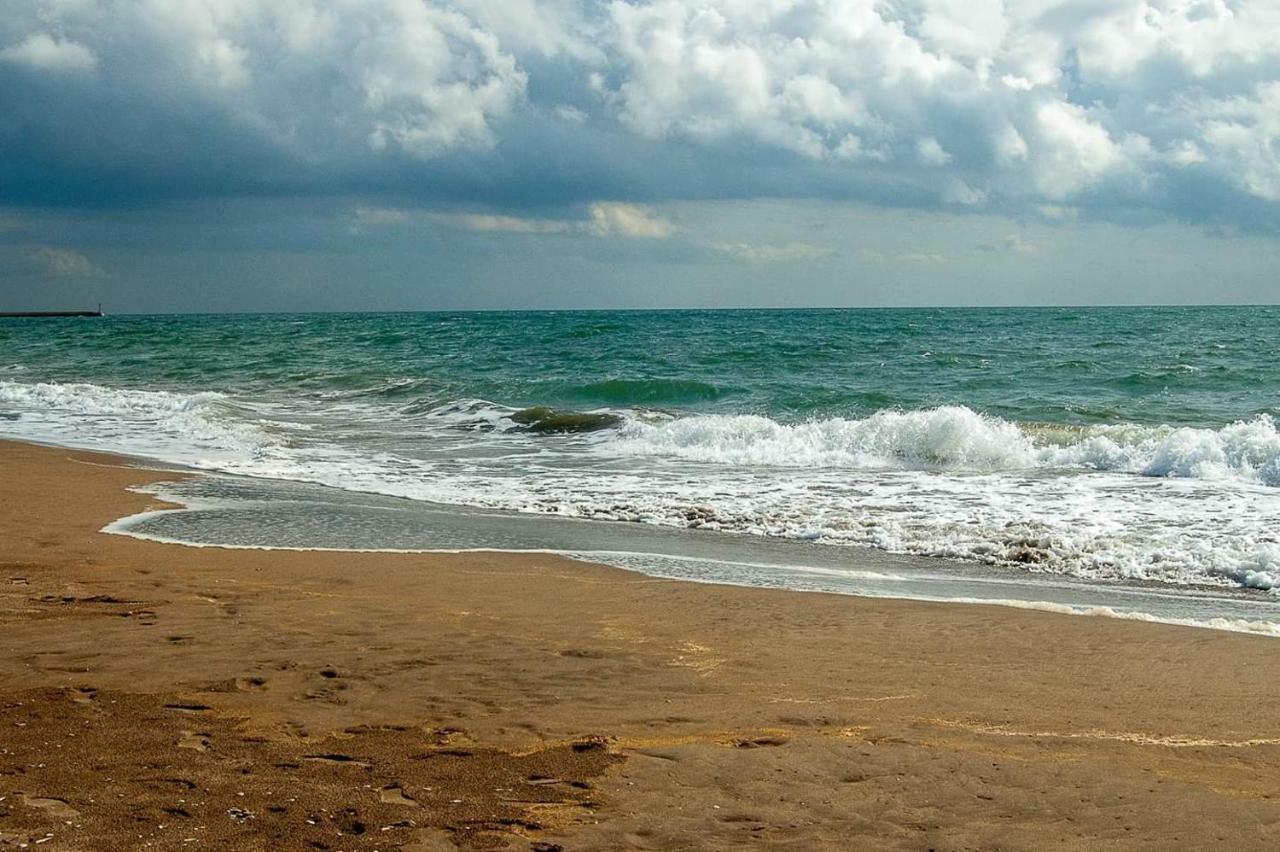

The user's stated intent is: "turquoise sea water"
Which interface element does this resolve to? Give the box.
[3,307,1276,425]
[3,308,1280,628]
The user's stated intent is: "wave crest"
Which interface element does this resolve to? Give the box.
[0,380,273,457]
[616,406,1280,485]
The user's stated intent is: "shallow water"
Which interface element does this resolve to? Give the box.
[108,473,1280,636]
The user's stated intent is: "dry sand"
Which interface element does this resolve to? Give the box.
[1,439,1279,850]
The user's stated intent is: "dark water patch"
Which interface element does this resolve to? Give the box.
[509,406,623,434]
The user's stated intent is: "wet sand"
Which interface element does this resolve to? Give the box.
[2,439,1280,850]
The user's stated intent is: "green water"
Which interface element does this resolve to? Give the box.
[1,307,1274,426]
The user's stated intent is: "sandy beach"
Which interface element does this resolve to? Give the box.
[2,439,1279,850]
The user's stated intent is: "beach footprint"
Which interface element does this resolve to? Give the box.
[20,794,80,821]
[178,730,211,752]
[379,784,418,807]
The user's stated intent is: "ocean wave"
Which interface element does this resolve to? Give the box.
[403,398,636,435]
[0,379,273,457]
[615,406,1032,469]
[613,406,1280,485]
[5,380,1280,594]
[316,376,439,401]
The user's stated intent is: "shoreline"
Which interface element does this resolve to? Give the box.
[3,438,1280,848]
[100,463,1280,639]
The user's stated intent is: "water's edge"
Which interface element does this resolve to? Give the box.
[91,455,1280,638]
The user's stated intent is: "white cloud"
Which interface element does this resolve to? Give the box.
[0,33,96,72]
[587,202,674,238]
[450,0,601,62]
[352,206,409,225]
[596,0,1280,209]
[1037,204,1078,221]
[34,246,103,278]
[858,248,949,264]
[1195,82,1280,201]
[347,206,411,234]
[978,234,1040,254]
[4,0,1280,219]
[917,137,952,167]
[554,104,588,124]
[712,241,835,262]
[351,203,673,239]
[943,179,988,206]
[1031,101,1128,199]
[438,213,571,234]
[3,1,526,159]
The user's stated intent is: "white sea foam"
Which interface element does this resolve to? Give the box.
[614,406,1036,469]
[941,598,1280,638]
[0,380,274,462]
[615,406,1280,486]
[5,379,1280,597]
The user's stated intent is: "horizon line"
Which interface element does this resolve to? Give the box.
[8,303,1276,317]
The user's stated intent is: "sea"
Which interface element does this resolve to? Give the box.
[3,307,1280,634]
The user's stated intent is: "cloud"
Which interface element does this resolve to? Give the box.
[586,203,674,238]
[34,247,103,278]
[435,212,571,234]
[977,234,1040,255]
[1194,82,1280,202]
[554,104,588,124]
[349,206,410,234]
[858,247,949,264]
[1,0,1280,231]
[2,1,526,165]
[351,202,671,239]
[595,0,1280,221]
[0,33,96,72]
[916,138,952,167]
[1037,204,1078,221]
[712,241,834,262]
[898,253,949,264]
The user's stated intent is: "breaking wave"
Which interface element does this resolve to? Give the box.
[615,406,1280,486]
[0,380,274,460]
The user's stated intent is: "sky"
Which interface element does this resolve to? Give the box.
[2,0,1280,312]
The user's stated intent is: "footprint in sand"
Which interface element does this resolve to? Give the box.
[304,754,372,768]
[731,736,789,749]
[401,830,462,851]
[379,785,418,807]
[20,794,81,821]
[178,731,211,752]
